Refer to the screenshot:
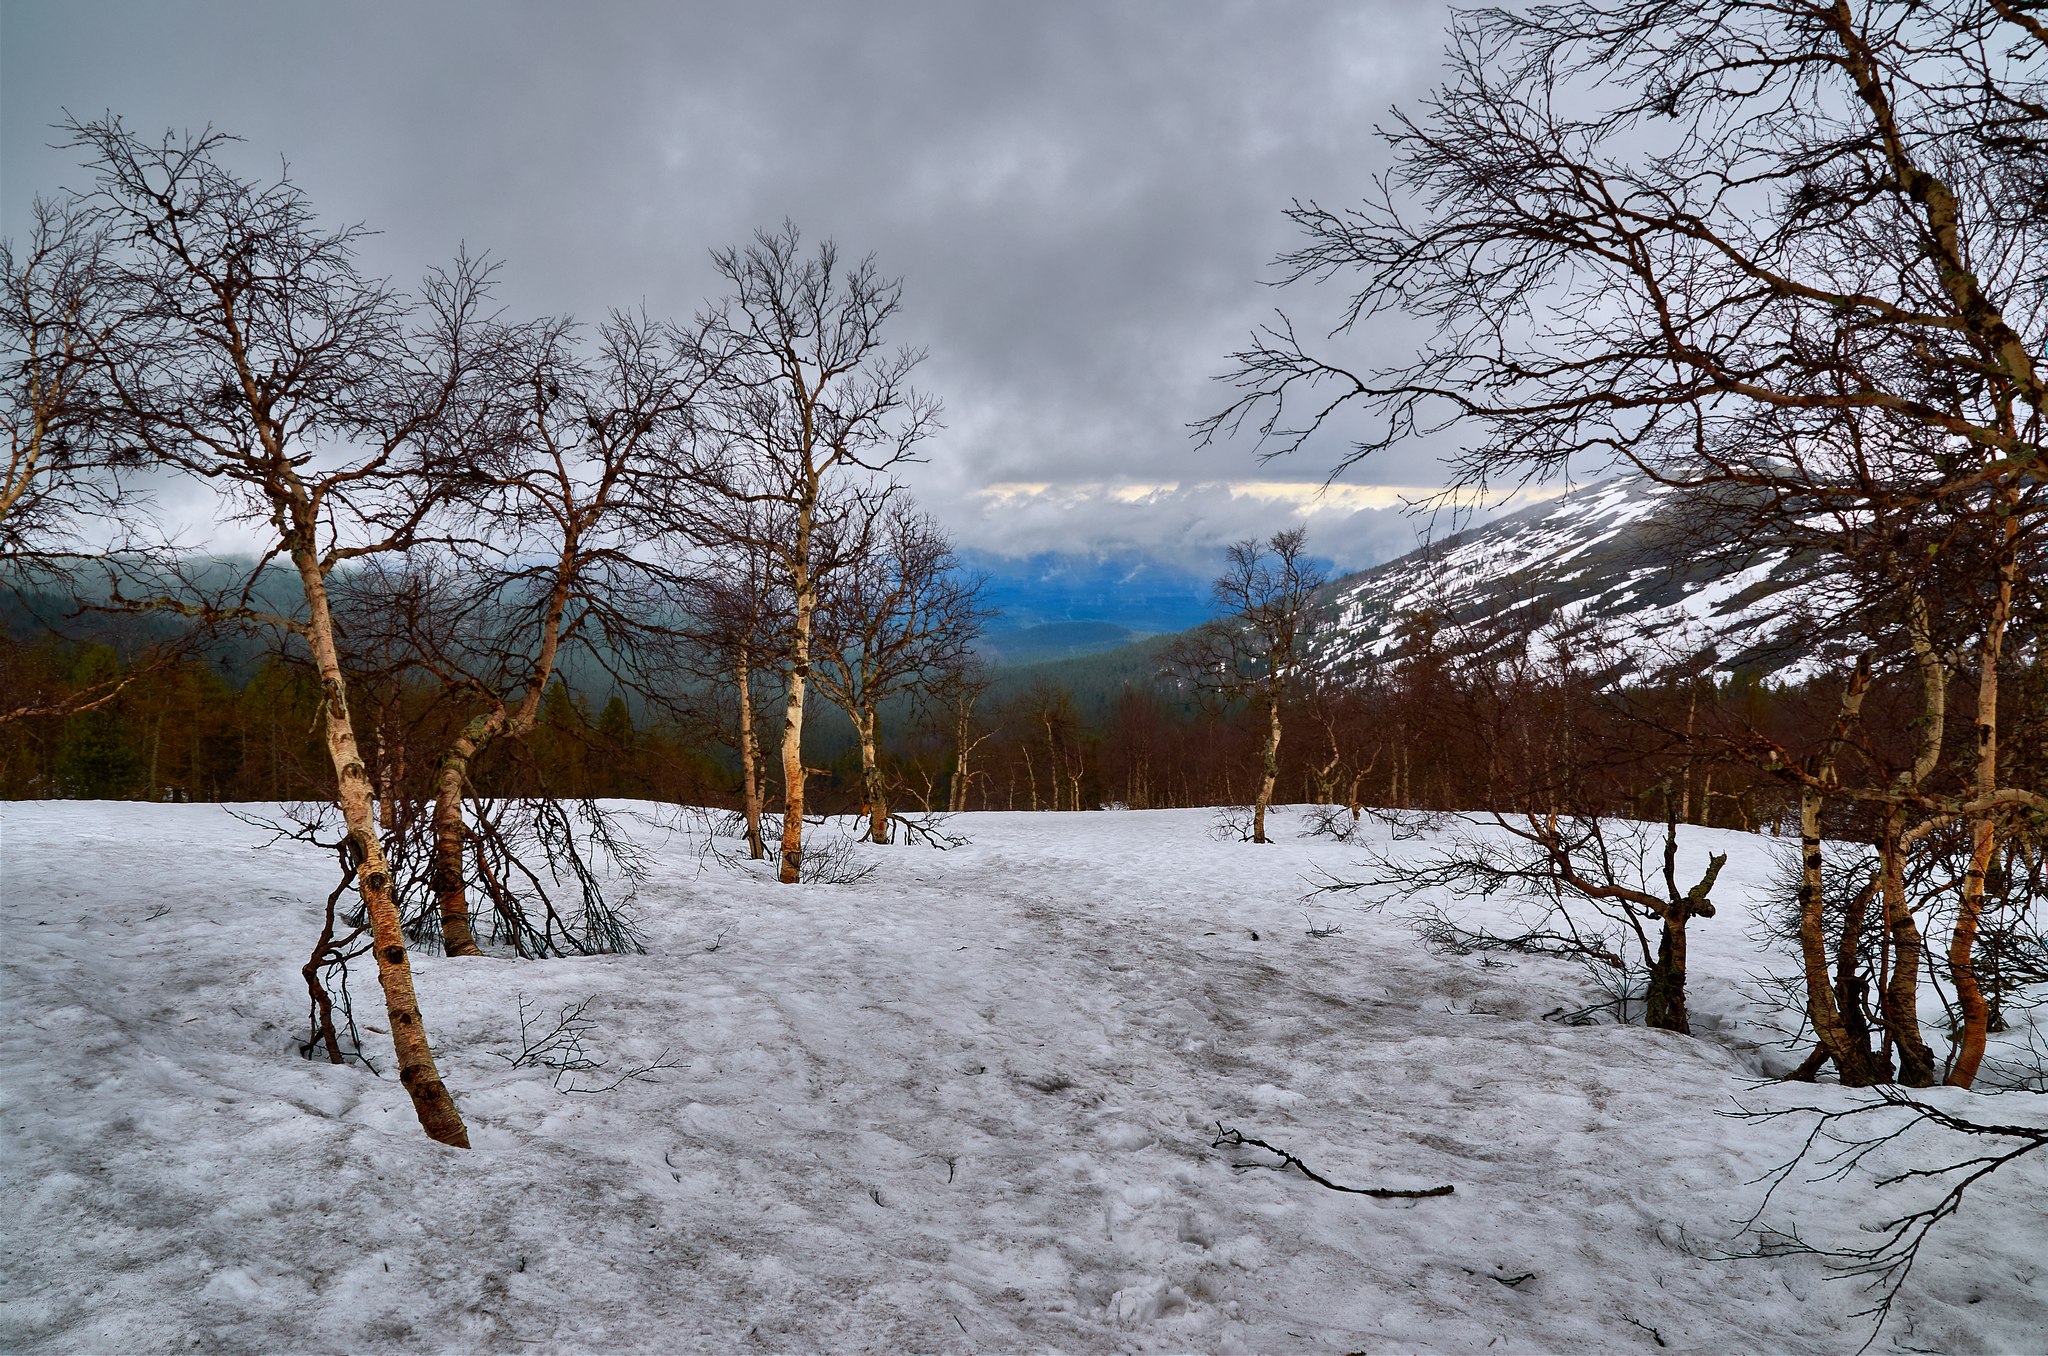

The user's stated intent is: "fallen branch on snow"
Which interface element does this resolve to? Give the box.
[1211,1124,1454,1199]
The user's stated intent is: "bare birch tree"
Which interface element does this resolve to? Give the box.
[64,116,517,1146]
[668,510,791,860]
[812,499,987,842]
[1168,527,1327,843]
[1,196,132,564]
[1205,1,2046,1084]
[686,223,941,882]
[0,196,200,725]
[390,310,713,954]
[931,657,995,813]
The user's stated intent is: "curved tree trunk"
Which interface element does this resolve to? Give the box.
[1948,503,2018,1087]
[1834,879,1884,1078]
[1879,812,1937,1086]
[1799,785,1881,1087]
[297,553,469,1148]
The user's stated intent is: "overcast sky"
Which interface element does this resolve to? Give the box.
[3,0,1513,570]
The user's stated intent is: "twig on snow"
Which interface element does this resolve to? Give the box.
[1211,1124,1454,1199]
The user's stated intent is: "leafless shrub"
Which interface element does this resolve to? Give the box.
[495,992,679,1093]
[381,796,649,957]
[227,804,377,1069]
[1297,803,1362,843]
[1209,805,1256,842]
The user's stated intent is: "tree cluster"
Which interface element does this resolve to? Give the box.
[0,120,985,1145]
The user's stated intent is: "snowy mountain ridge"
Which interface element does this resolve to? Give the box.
[1310,474,1835,684]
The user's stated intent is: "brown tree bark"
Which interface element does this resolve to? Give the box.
[427,565,570,954]
[1797,660,1882,1087]
[429,710,502,958]
[1833,878,1884,1078]
[1799,783,1881,1087]
[1644,914,1692,1035]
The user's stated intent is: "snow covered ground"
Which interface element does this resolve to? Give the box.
[2,801,2042,1354]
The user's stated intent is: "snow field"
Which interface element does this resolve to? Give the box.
[2,802,2042,1353]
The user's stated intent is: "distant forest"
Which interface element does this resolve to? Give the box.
[10,598,2041,847]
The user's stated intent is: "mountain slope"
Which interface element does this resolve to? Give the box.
[1309,476,1837,683]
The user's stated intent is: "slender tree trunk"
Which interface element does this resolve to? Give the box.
[1041,711,1061,811]
[949,702,971,813]
[735,646,764,859]
[376,711,398,833]
[859,708,888,844]
[1948,501,2018,1086]
[1835,879,1884,1078]
[1253,688,1281,843]
[779,572,814,883]
[430,709,501,959]
[295,550,468,1148]
[1799,784,1880,1086]
[1880,811,1937,1086]
[1678,683,1698,823]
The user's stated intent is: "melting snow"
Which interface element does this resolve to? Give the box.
[2,802,2042,1353]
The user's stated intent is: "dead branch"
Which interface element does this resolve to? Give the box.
[1211,1124,1454,1199]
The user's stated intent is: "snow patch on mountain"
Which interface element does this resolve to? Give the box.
[1311,476,1835,683]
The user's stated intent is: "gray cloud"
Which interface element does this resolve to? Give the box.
[2,0,1468,566]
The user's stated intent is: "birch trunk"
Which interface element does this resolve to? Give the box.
[1796,662,1880,1086]
[295,549,469,1147]
[1253,688,1281,844]
[429,563,571,953]
[735,646,765,860]
[1948,500,2019,1087]
[779,571,814,883]
[1797,786,1875,1083]
[375,713,400,833]
[1880,812,1937,1086]
[858,709,888,844]
[429,710,502,958]
[949,702,971,813]
[1834,879,1882,1076]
